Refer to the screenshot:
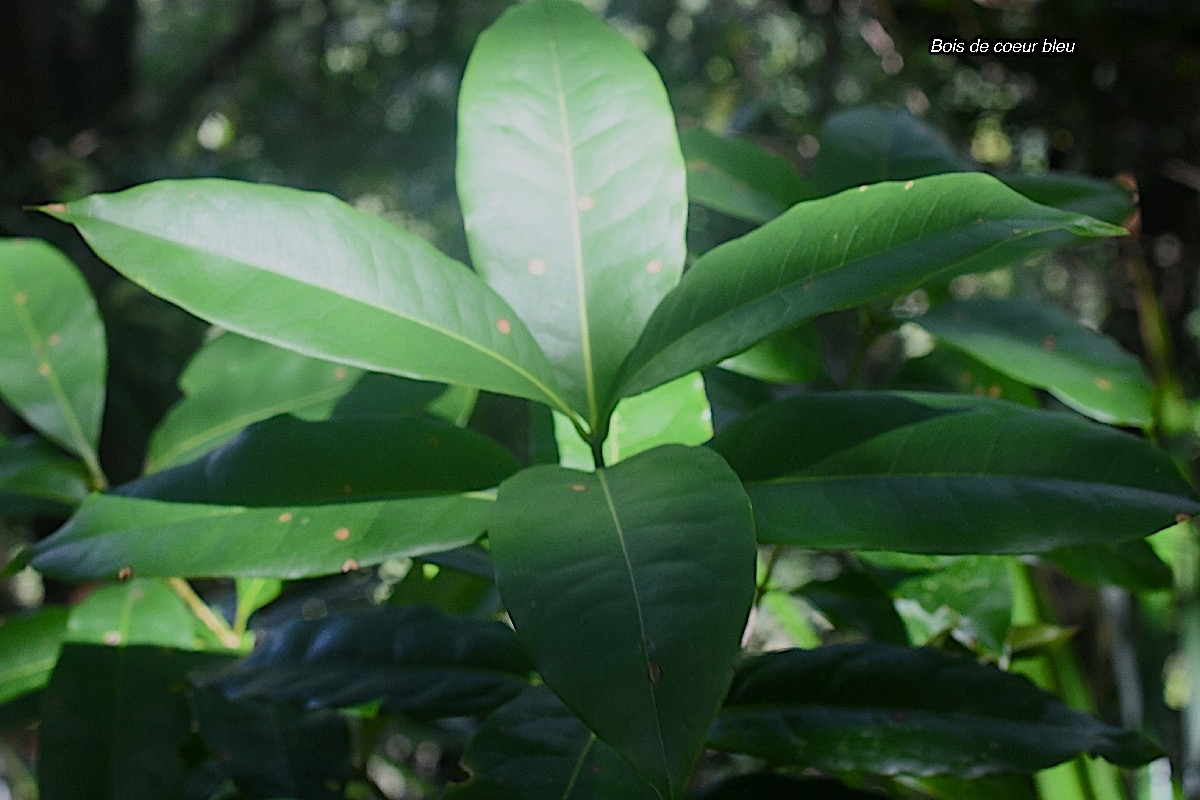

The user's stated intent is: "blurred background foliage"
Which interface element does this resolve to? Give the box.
[1,0,1198,482]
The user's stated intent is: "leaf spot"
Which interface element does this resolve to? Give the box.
[342,484,353,495]
[103,631,122,646]
[904,180,914,190]
[988,385,1001,398]
[341,559,359,573]
[858,185,868,192]
[428,435,441,448]
[48,332,61,346]
[333,367,349,380]
[117,566,133,581]
[37,362,51,377]
[1095,377,1112,389]
[570,483,587,492]
[277,512,293,523]
[1042,335,1056,351]
[131,587,145,600]
[44,203,67,213]
[647,662,664,683]
[646,259,664,274]
[1013,227,1023,234]
[975,217,984,224]
[527,257,547,276]
[13,291,27,305]
[577,195,595,211]
[496,318,512,334]
[1176,513,1192,524]
[334,527,350,541]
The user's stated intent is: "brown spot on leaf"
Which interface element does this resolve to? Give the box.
[1095,377,1112,389]
[117,567,133,581]
[577,195,595,211]
[988,385,1002,398]
[570,484,587,492]
[48,333,61,346]
[528,257,547,276]
[1042,335,1056,351]
[333,367,349,380]
[103,631,122,646]
[37,362,51,377]
[341,559,359,573]
[44,203,67,213]
[1176,513,1192,524]
[334,527,350,541]
[496,318,512,334]
[647,662,664,684]
[13,291,27,305]
[646,259,663,274]
[278,512,293,523]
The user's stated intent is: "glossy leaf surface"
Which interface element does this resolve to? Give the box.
[40,181,571,414]
[0,607,68,707]
[711,392,1198,553]
[202,606,531,717]
[457,0,686,429]
[710,643,1161,776]
[681,128,811,223]
[615,173,1126,401]
[38,645,232,800]
[0,238,106,476]
[919,298,1153,426]
[489,445,756,798]
[447,687,659,800]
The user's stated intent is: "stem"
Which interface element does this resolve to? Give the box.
[167,577,242,650]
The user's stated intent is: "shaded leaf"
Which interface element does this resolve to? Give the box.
[201,606,531,718]
[697,773,888,799]
[1001,172,1135,226]
[919,298,1153,426]
[68,578,203,650]
[710,391,1198,553]
[0,238,105,477]
[1044,540,1173,591]
[0,436,90,516]
[798,570,908,646]
[615,173,1126,402]
[681,128,812,223]
[718,326,825,385]
[447,686,659,800]
[0,606,68,707]
[40,180,572,415]
[458,0,686,430]
[710,643,1161,776]
[489,445,756,798]
[893,345,1039,407]
[892,556,1013,656]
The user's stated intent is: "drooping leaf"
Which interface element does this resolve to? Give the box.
[892,556,1013,656]
[680,128,812,223]
[0,435,90,516]
[0,238,106,479]
[1001,172,1135,226]
[457,0,686,430]
[0,606,68,707]
[710,391,1198,554]
[30,492,491,581]
[201,606,531,718]
[614,173,1127,402]
[39,180,573,416]
[553,372,712,470]
[191,689,352,800]
[489,445,756,798]
[811,105,974,195]
[447,687,660,800]
[1044,540,1173,591]
[919,298,1153,426]
[709,643,1161,776]
[37,645,233,800]
[67,578,204,650]
[146,333,365,472]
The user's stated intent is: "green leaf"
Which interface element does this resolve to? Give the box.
[30,492,491,581]
[718,326,825,385]
[0,606,68,707]
[447,687,660,800]
[680,128,812,223]
[894,345,1039,407]
[615,173,1127,401]
[37,644,233,800]
[697,774,889,799]
[811,105,974,195]
[0,238,106,480]
[67,578,203,650]
[710,391,1199,554]
[146,333,365,472]
[1001,172,1135,226]
[0,436,90,516]
[40,180,572,415]
[201,606,531,717]
[489,445,756,798]
[1044,540,1173,591]
[709,643,1161,776]
[553,372,712,470]
[129,415,520,506]
[234,578,283,632]
[892,556,1013,656]
[457,0,686,430]
[797,570,909,646]
[190,689,352,800]
[919,298,1153,426]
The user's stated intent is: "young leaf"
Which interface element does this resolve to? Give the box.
[918,298,1153,426]
[489,445,756,798]
[681,128,813,223]
[200,606,531,718]
[710,391,1199,554]
[0,607,68,707]
[709,643,1162,776]
[0,238,106,481]
[614,173,1127,402]
[39,181,572,416]
[457,0,686,431]
[447,687,660,800]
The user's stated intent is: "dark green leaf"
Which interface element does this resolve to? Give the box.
[893,345,1039,407]
[0,436,90,516]
[919,298,1153,426]
[40,181,572,415]
[0,238,106,477]
[489,445,756,798]
[681,128,812,223]
[718,326,825,385]
[1001,172,1135,226]
[0,606,68,707]
[37,644,233,800]
[697,773,888,799]
[892,556,1013,655]
[201,606,531,718]
[798,570,908,646]
[447,687,660,800]
[709,643,1161,776]
[711,391,1198,553]
[1044,540,1173,591]
[457,0,686,430]
[615,174,1126,402]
